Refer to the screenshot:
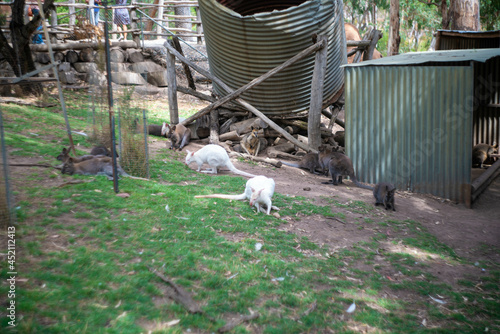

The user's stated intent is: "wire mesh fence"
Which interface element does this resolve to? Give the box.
[0,109,15,229]
[86,84,151,179]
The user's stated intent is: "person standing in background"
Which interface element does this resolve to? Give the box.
[86,0,101,26]
[28,5,44,44]
[114,0,130,41]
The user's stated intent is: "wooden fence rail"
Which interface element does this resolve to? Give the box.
[0,0,204,44]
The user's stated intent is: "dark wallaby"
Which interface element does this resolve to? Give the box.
[57,147,103,164]
[373,182,396,211]
[147,124,164,137]
[472,142,498,168]
[161,122,191,151]
[281,152,320,174]
[61,156,129,178]
[318,145,341,176]
[240,128,261,156]
[321,152,372,190]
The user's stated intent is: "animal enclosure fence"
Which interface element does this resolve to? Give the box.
[85,84,151,180]
[0,109,15,228]
[0,1,203,45]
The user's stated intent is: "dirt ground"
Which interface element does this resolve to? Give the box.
[154,139,500,261]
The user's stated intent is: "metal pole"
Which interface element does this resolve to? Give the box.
[104,0,119,193]
[0,109,14,226]
[142,109,150,179]
[36,0,77,156]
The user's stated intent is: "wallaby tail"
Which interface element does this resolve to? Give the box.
[195,193,247,200]
[281,161,300,168]
[353,178,374,190]
[226,162,256,178]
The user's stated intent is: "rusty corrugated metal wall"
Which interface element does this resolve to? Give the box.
[473,58,500,147]
[198,0,346,115]
[345,65,474,202]
[435,30,500,50]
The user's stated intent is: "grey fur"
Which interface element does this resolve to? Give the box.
[322,152,372,190]
[373,182,396,211]
[281,152,320,174]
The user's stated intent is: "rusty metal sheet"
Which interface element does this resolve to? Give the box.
[199,0,346,115]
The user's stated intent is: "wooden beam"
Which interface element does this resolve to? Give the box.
[163,40,324,153]
[166,41,179,124]
[308,35,328,151]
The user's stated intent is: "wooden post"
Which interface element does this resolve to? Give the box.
[69,0,76,26]
[166,42,179,125]
[130,1,141,47]
[163,41,321,153]
[209,108,219,144]
[195,5,203,44]
[308,35,328,151]
[156,0,164,40]
[363,29,382,61]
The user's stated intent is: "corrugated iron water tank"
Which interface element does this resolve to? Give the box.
[199,0,347,115]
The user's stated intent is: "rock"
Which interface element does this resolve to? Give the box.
[111,71,147,85]
[73,62,98,73]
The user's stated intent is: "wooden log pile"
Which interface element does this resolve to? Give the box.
[162,38,345,161]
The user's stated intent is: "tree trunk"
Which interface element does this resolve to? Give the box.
[387,0,400,57]
[0,0,55,96]
[175,0,194,42]
[450,0,480,31]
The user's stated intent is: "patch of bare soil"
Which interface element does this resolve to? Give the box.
[154,139,500,292]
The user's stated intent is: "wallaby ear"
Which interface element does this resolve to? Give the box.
[62,147,68,154]
[172,125,177,131]
[68,157,75,163]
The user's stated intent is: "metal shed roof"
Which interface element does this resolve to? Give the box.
[342,48,500,67]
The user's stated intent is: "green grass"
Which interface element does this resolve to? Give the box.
[1,91,499,333]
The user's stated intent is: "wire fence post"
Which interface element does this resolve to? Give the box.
[142,109,150,179]
[0,109,15,228]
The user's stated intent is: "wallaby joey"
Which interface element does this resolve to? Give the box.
[195,175,278,215]
[240,128,261,156]
[161,122,191,151]
[281,152,320,174]
[185,144,256,178]
[472,142,498,168]
[373,182,396,211]
[322,152,372,190]
[61,156,129,178]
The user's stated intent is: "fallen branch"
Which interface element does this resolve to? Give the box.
[56,179,87,187]
[148,266,203,314]
[0,97,57,108]
[10,163,61,170]
[229,152,282,168]
[217,311,260,333]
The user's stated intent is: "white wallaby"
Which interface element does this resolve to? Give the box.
[185,144,256,178]
[195,175,278,215]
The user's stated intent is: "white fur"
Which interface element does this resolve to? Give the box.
[161,122,169,136]
[185,144,256,178]
[195,175,278,215]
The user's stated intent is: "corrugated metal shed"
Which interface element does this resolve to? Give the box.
[435,30,500,50]
[199,0,346,115]
[343,49,500,203]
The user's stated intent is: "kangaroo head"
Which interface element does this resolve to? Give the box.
[61,157,76,175]
[57,147,70,162]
